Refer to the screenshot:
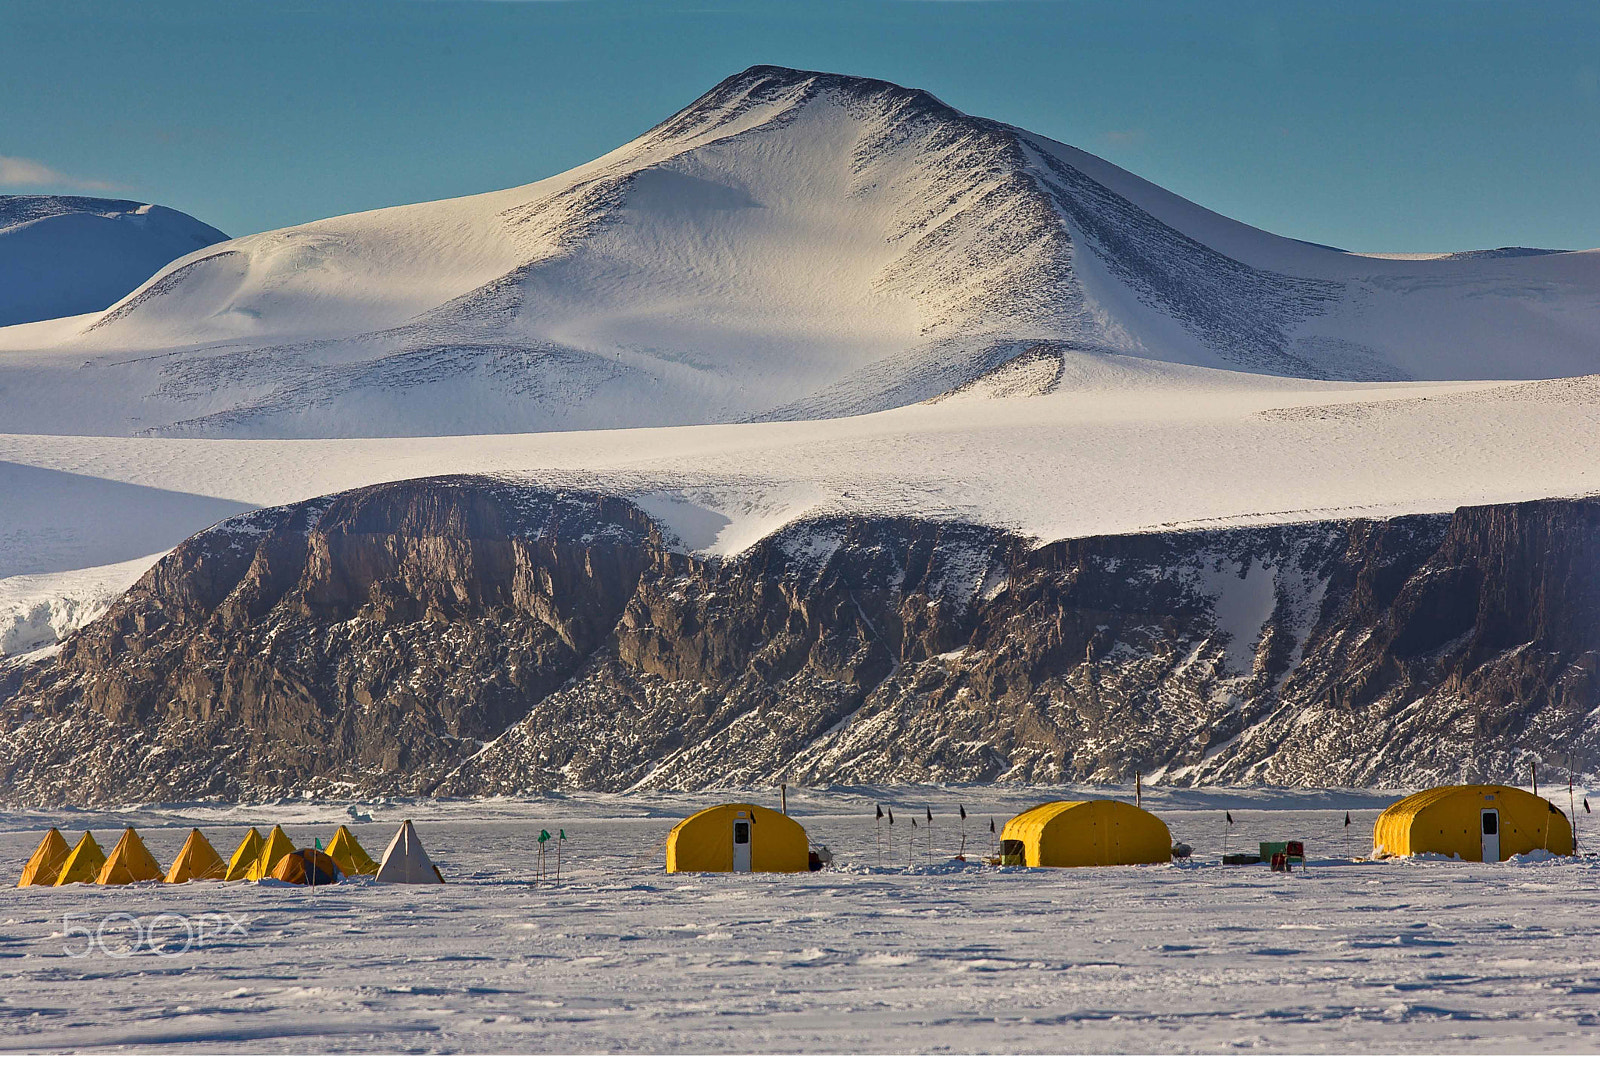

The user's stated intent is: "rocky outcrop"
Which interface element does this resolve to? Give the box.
[2,476,1598,803]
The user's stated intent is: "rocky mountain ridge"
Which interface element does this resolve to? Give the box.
[1,475,1595,803]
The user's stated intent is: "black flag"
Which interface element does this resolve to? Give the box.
[911,818,918,829]
[959,805,967,820]
[887,806,894,825]
[876,804,884,821]
[1344,813,1351,827]
[926,805,933,823]
[989,818,996,833]
[1226,811,1233,825]
[1586,798,1592,814]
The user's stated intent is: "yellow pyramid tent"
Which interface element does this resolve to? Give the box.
[96,827,165,885]
[249,826,297,880]
[53,831,107,886]
[224,828,265,881]
[327,825,378,877]
[164,829,227,883]
[17,828,72,888]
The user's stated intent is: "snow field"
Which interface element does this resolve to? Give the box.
[2,789,1598,1052]
[6,361,1600,657]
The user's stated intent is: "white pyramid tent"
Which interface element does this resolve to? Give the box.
[375,819,443,884]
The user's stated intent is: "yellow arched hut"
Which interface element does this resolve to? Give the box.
[1000,799,1172,867]
[1374,785,1573,862]
[666,804,810,873]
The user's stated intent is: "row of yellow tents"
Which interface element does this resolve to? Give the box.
[18,824,381,887]
[666,784,1578,872]
[664,799,1178,872]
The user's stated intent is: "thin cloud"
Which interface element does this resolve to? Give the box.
[1102,129,1148,148]
[0,155,119,193]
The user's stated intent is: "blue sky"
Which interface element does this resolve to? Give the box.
[5,0,1597,252]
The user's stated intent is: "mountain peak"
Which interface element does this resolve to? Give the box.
[652,64,968,143]
[5,69,1600,439]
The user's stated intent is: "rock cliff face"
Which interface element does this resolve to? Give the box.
[2,476,1597,803]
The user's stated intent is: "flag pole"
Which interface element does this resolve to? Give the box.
[1570,773,1578,853]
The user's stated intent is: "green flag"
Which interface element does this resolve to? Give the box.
[559,829,566,840]
[315,838,322,850]
[538,829,551,843]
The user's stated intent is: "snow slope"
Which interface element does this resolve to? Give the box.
[0,196,227,327]
[2,788,1598,1053]
[2,67,1599,438]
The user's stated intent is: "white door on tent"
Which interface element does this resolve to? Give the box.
[732,817,752,872]
[1480,809,1501,863]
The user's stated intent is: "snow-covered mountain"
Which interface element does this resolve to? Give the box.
[0,195,227,328]
[5,67,1600,796]
[3,66,1598,438]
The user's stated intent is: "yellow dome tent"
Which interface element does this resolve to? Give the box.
[1000,800,1172,867]
[1374,784,1574,862]
[96,828,165,885]
[17,828,72,888]
[224,828,265,881]
[54,831,107,886]
[327,825,378,877]
[165,829,227,883]
[250,826,297,880]
[666,803,810,873]
[270,848,342,885]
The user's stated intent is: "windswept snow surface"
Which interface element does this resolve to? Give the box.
[2,787,1599,1053]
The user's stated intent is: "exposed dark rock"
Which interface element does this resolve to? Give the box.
[2,476,1598,803]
